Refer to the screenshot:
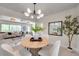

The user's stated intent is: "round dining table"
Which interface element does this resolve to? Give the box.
[21,37,48,56]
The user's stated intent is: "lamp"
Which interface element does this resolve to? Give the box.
[24,3,44,19]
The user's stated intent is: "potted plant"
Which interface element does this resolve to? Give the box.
[63,15,79,50]
[32,24,43,39]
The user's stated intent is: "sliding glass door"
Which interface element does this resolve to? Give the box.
[1,24,21,32]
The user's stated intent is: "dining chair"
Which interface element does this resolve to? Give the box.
[38,40,61,56]
[25,34,32,37]
[41,34,49,41]
[1,43,20,56]
[1,43,32,56]
[23,34,32,40]
[0,45,13,56]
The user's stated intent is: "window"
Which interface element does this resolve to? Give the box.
[1,24,21,32]
[9,25,21,32]
[1,24,10,32]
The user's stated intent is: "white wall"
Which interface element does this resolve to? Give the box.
[0,6,26,20]
[40,5,79,52]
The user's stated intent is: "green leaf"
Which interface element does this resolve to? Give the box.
[32,24,43,33]
[63,15,79,35]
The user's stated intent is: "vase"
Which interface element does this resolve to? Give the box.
[33,32,40,40]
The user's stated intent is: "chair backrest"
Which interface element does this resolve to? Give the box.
[50,40,61,56]
[1,43,20,56]
[25,34,32,37]
[0,45,13,56]
[23,34,32,39]
[41,34,49,39]
[16,41,21,46]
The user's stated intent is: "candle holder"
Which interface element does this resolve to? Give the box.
[30,37,42,42]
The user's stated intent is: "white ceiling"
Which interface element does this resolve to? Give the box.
[0,3,78,19]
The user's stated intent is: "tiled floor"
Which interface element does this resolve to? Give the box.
[0,38,79,56]
[59,47,79,56]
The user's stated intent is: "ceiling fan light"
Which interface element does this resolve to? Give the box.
[31,15,34,19]
[27,8,31,13]
[37,9,41,14]
[39,14,44,18]
[24,3,44,19]
[24,12,29,16]
[37,16,40,19]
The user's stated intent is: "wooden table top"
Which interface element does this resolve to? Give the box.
[21,37,48,48]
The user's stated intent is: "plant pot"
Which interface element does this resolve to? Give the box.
[67,47,72,50]
[33,33,40,40]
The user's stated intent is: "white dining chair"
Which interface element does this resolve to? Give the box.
[22,34,32,40]
[25,34,32,38]
[38,40,61,56]
[1,43,32,56]
[0,45,13,56]
[1,43,20,56]
[41,34,49,42]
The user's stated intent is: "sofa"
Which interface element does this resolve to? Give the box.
[0,32,22,39]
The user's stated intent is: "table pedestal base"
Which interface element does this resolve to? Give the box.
[29,48,41,56]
